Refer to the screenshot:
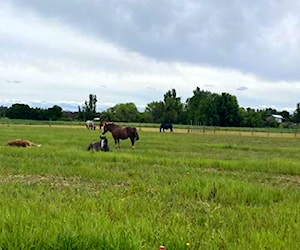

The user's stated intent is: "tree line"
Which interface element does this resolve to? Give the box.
[1,88,300,127]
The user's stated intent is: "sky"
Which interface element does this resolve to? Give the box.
[1,0,300,112]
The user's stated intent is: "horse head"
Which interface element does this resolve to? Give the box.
[102,121,114,134]
[100,136,109,151]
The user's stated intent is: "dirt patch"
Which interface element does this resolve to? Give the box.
[274,175,300,186]
[0,174,82,187]
[199,167,300,187]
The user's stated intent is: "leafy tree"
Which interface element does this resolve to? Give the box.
[108,103,140,122]
[7,104,31,119]
[186,87,219,125]
[279,110,290,122]
[0,106,7,117]
[78,94,97,121]
[143,101,164,123]
[47,105,62,121]
[29,108,47,120]
[241,108,263,127]
[216,93,241,127]
[292,106,300,124]
[163,89,183,123]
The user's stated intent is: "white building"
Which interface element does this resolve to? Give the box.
[269,114,284,123]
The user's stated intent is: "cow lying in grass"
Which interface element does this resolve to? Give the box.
[87,136,109,152]
[7,139,42,147]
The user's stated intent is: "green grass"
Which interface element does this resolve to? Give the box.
[0,124,300,249]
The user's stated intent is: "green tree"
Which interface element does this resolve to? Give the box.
[143,101,164,123]
[108,103,140,122]
[47,105,62,121]
[0,106,8,117]
[279,110,290,122]
[29,108,47,120]
[186,87,219,125]
[240,108,263,127]
[163,89,183,123]
[7,104,32,119]
[292,106,300,124]
[78,94,97,121]
[216,93,241,127]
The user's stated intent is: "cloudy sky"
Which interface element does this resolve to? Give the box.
[1,0,300,112]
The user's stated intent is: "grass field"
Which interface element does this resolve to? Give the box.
[0,124,300,249]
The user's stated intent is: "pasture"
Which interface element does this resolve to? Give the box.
[0,124,300,249]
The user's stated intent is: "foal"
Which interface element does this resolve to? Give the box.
[7,139,41,147]
[87,136,109,152]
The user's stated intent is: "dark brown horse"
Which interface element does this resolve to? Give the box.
[87,136,109,152]
[101,122,139,148]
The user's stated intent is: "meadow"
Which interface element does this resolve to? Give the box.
[0,123,300,249]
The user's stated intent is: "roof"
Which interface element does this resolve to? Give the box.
[270,114,283,119]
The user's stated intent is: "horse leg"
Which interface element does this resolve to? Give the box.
[114,138,120,148]
[130,137,135,149]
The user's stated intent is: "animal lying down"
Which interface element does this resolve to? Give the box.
[87,136,109,152]
[7,139,42,147]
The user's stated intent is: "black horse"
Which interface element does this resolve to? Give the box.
[87,136,109,152]
[102,122,139,148]
[160,123,173,132]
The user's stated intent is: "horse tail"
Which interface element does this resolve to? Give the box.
[135,129,139,141]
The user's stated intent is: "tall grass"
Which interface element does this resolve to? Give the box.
[0,124,300,249]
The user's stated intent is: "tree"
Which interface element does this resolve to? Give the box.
[47,105,62,121]
[163,89,183,123]
[279,110,290,122]
[186,87,219,125]
[7,104,31,119]
[143,101,165,123]
[78,94,97,120]
[29,108,47,120]
[0,106,8,118]
[108,103,140,122]
[292,106,300,124]
[216,93,241,127]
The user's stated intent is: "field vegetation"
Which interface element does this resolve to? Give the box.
[0,123,300,249]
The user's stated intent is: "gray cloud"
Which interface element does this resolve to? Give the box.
[7,0,300,81]
[236,86,248,91]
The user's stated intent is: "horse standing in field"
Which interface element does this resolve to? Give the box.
[160,123,173,132]
[87,136,109,152]
[101,122,139,148]
[86,120,96,130]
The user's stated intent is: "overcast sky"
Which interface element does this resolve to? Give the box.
[1,0,300,112]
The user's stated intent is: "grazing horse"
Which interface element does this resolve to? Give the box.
[86,120,96,130]
[7,139,41,147]
[160,123,173,132]
[87,136,109,152]
[102,122,139,148]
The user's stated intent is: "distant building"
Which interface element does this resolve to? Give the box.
[267,114,284,123]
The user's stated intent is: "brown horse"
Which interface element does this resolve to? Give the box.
[7,139,41,147]
[101,122,139,148]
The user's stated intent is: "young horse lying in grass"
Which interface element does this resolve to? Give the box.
[7,139,42,147]
[87,136,109,152]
